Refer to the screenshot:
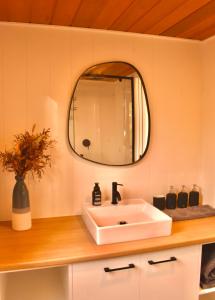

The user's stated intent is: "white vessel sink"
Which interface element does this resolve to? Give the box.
[82,200,172,245]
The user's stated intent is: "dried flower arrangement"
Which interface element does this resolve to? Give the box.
[0,125,55,179]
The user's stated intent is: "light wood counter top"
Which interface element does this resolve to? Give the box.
[0,215,215,272]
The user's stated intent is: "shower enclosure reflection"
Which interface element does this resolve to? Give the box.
[68,62,150,166]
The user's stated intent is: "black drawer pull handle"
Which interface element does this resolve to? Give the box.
[148,256,177,265]
[104,263,135,272]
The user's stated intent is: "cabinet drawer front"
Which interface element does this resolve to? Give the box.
[140,245,202,300]
[73,255,140,300]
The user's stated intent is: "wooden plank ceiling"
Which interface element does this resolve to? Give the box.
[0,0,215,40]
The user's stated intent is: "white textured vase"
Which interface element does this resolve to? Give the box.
[12,211,32,231]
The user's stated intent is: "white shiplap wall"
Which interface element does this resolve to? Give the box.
[0,23,203,220]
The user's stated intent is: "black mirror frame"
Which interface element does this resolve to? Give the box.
[67,61,151,167]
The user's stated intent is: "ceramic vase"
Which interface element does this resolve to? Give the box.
[12,176,32,231]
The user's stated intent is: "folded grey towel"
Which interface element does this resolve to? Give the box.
[201,243,215,289]
[164,205,215,221]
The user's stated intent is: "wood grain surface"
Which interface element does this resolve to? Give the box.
[0,0,214,40]
[0,215,215,272]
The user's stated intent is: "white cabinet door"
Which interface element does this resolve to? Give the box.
[73,254,140,300]
[140,245,202,300]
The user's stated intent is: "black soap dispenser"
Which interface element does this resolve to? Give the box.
[166,186,177,209]
[92,183,102,206]
[189,184,199,206]
[177,185,188,208]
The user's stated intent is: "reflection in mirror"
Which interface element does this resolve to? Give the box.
[68,62,150,166]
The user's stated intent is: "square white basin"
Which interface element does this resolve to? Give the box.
[82,200,172,245]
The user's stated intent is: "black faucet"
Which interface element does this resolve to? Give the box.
[112,182,123,205]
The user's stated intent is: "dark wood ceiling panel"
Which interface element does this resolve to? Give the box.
[162,0,215,38]
[71,0,107,27]
[144,0,212,35]
[109,0,159,31]
[193,24,215,40]
[128,0,186,33]
[179,13,215,39]
[51,0,81,26]
[0,1,8,21]
[0,0,214,40]
[7,0,31,23]
[85,62,135,77]
[97,63,134,76]
[31,0,56,24]
[90,0,134,29]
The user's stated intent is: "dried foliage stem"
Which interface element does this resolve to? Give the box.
[0,125,56,179]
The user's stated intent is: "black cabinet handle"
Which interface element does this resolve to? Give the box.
[104,263,135,272]
[148,256,177,265]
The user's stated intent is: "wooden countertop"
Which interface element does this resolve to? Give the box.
[0,215,215,272]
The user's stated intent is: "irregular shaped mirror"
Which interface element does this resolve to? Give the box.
[68,62,150,166]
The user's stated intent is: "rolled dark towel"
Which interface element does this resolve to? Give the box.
[201,243,215,288]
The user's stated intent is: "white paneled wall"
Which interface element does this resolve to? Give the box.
[0,22,203,220]
[200,36,215,206]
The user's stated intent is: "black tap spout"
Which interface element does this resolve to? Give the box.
[112,182,123,205]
